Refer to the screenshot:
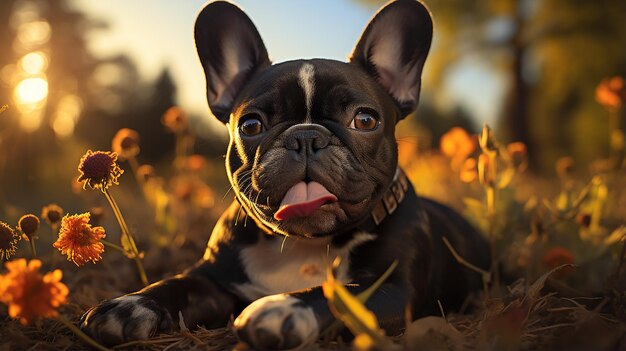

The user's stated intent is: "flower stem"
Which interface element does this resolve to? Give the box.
[486,185,500,290]
[29,238,37,258]
[102,240,125,253]
[57,314,111,351]
[103,188,149,286]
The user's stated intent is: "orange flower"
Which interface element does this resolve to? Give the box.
[53,213,106,266]
[0,259,68,325]
[185,154,207,172]
[440,127,476,169]
[77,150,124,191]
[0,222,20,260]
[460,157,478,183]
[111,128,140,160]
[162,106,188,133]
[596,76,626,110]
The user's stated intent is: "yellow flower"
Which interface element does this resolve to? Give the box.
[53,213,106,266]
[18,214,40,241]
[77,150,124,191]
[0,259,69,325]
[111,128,141,160]
[0,222,20,260]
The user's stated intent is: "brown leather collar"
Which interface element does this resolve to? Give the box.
[370,168,409,226]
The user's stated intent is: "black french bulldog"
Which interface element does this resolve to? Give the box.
[80,1,490,349]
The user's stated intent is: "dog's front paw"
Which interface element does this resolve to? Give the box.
[80,295,173,346]
[234,294,319,351]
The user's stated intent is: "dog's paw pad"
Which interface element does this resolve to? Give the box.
[234,294,319,350]
[80,295,173,346]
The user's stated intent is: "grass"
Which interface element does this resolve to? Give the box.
[1,102,625,350]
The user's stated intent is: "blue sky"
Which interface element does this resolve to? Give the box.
[72,0,500,127]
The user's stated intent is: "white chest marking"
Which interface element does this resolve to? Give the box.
[235,232,376,301]
[298,63,315,123]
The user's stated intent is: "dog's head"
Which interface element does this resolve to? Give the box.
[195,1,432,238]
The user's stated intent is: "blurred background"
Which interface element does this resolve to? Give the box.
[0,0,625,224]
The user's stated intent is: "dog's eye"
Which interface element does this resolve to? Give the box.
[349,111,379,131]
[239,118,264,136]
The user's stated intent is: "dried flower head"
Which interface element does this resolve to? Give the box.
[77,150,124,191]
[596,76,626,110]
[440,127,476,169]
[162,106,188,133]
[507,140,526,158]
[53,213,106,266]
[41,204,64,227]
[18,214,40,240]
[112,128,141,160]
[0,259,68,325]
[555,156,574,178]
[137,164,157,183]
[0,222,20,260]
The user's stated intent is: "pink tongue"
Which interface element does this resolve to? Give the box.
[274,182,338,220]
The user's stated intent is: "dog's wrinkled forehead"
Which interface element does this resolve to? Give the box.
[232,59,388,125]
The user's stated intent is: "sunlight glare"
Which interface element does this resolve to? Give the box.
[19,109,44,132]
[52,95,84,138]
[14,77,48,105]
[20,52,48,74]
[1,64,16,85]
[16,21,51,48]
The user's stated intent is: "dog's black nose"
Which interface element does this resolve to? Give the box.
[283,125,330,155]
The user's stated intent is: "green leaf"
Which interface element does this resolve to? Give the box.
[120,233,136,258]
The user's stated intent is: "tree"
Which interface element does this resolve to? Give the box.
[354,0,626,170]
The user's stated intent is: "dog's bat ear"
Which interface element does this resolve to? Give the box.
[195,1,270,124]
[350,0,433,119]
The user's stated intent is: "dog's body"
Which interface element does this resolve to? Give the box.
[81,1,489,349]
